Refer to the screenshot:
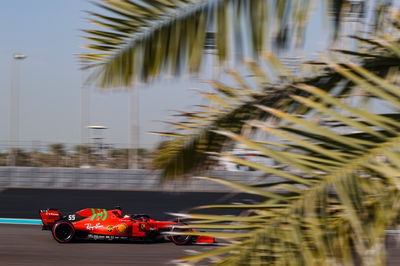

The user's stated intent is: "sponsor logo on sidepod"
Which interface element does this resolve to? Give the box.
[85,223,104,231]
[117,223,128,233]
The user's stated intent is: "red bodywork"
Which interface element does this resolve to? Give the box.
[40,208,214,245]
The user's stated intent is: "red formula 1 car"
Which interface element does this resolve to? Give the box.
[39,207,214,245]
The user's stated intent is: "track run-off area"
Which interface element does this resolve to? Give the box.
[1,188,400,265]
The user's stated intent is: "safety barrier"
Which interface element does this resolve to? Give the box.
[0,167,278,192]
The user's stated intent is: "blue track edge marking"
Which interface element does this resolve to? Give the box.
[0,218,42,225]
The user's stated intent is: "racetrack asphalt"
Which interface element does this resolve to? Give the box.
[1,188,400,265]
[0,188,260,220]
[0,224,213,265]
[0,188,258,265]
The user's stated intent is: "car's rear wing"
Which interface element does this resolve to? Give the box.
[39,209,61,230]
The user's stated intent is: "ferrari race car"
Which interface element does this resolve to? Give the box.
[39,207,215,245]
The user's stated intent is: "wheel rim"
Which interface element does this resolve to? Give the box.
[171,225,191,244]
[54,222,74,242]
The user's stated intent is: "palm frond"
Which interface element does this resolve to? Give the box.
[80,0,260,87]
[80,0,363,88]
[175,64,400,265]
[153,22,400,179]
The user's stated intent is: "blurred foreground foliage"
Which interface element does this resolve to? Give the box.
[80,0,387,87]
[161,14,400,266]
[80,1,400,264]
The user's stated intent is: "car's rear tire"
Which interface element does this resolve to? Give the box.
[170,223,192,245]
[52,220,75,243]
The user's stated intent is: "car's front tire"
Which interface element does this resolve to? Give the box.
[52,220,75,243]
[170,223,192,245]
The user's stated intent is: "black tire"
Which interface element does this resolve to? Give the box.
[170,223,192,245]
[52,220,75,243]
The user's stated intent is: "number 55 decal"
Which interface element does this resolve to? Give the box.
[68,214,76,221]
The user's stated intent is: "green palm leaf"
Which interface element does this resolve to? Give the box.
[152,15,400,179]
[174,64,400,265]
[80,0,362,88]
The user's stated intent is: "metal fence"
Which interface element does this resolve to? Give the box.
[0,167,275,192]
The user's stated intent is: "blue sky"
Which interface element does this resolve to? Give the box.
[0,0,211,150]
[1,0,385,151]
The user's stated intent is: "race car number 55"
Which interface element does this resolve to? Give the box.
[68,215,76,221]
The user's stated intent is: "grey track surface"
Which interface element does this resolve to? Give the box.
[387,236,400,266]
[0,188,260,219]
[0,188,257,266]
[1,188,400,265]
[0,224,212,265]
[1,225,399,266]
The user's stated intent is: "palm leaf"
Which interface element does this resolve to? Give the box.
[80,0,357,88]
[153,16,400,179]
[175,65,400,265]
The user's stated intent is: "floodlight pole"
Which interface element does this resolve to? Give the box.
[8,53,27,166]
[129,88,140,169]
[80,70,90,167]
[88,125,107,166]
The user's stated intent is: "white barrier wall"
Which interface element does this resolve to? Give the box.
[0,167,278,192]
